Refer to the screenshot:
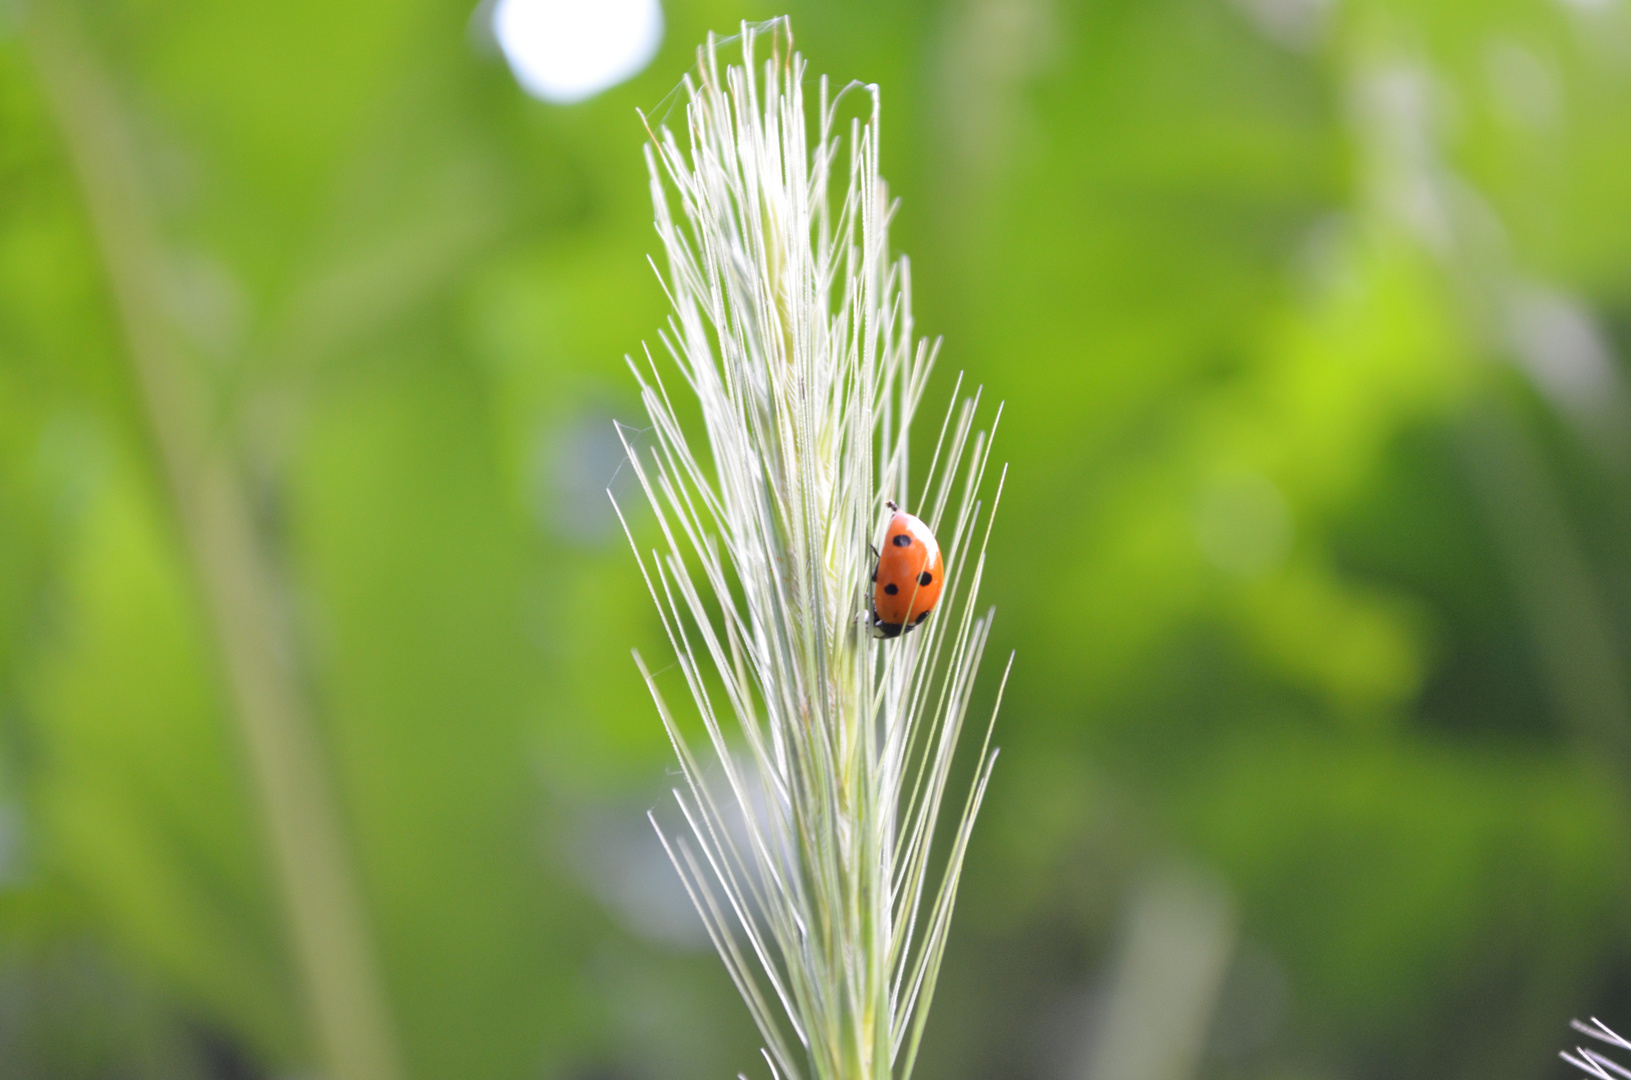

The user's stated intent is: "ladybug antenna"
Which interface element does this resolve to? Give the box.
[885,499,899,512]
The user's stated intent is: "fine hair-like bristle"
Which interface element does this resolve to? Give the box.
[1562,1018,1631,1080]
[614,18,1009,1080]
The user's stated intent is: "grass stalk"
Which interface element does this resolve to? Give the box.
[620,19,1007,1080]
[24,9,402,1080]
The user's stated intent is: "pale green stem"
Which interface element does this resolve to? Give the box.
[25,9,403,1080]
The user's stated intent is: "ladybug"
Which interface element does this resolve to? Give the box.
[868,501,945,639]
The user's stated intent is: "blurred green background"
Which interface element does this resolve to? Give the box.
[3,0,1631,1078]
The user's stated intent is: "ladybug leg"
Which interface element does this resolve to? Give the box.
[868,543,879,582]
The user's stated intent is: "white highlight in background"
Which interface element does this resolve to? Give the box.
[492,0,663,104]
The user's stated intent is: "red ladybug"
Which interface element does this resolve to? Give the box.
[869,501,945,639]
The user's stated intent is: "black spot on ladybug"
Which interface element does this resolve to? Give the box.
[918,571,933,587]
[915,611,930,624]
[884,583,899,595]
[892,534,913,547]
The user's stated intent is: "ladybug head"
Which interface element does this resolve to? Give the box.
[868,617,903,640]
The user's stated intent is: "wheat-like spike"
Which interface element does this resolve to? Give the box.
[618,18,1007,1080]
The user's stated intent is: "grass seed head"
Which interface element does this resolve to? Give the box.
[617,18,1009,1080]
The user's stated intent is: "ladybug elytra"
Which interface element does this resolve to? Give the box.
[868,501,945,639]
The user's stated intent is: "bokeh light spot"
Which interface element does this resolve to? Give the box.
[492,0,663,104]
